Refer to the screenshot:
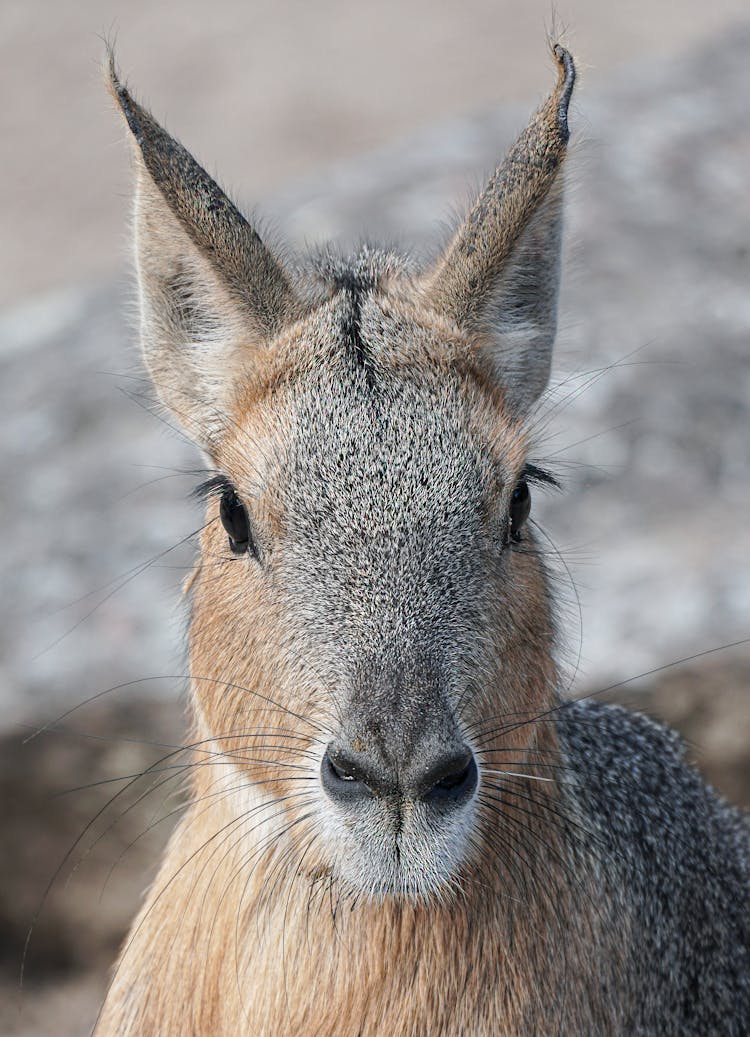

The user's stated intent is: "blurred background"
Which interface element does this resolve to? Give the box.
[2,2,749,1033]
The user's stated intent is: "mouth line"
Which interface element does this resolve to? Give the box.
[394,800,404,852]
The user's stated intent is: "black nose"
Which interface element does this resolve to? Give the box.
[321,743,477,808]
[418,749,478,804]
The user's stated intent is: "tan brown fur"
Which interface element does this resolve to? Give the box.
[97,803,620,1036]
[95,314,610,1034]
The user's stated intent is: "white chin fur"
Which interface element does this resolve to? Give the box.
[319,796,476,903]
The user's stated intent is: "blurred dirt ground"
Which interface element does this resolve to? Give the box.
[2,4,749,1034]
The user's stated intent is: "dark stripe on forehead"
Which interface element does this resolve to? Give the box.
[334,272,376,388]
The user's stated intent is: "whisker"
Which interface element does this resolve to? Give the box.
[25,673,326,743]
[483,768,556,784]
[33,517,217,659]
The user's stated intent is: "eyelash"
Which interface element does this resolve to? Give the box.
[192,473,235,503]
[521,462,560,490]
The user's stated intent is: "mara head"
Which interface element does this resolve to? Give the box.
[109,46,575,904]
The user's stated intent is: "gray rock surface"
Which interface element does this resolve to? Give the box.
[1,26,749,734]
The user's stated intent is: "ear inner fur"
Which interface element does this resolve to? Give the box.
[106,50,300,339]
[422,45,575,326]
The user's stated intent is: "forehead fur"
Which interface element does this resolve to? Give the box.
[213,250,531,666]
[223,247,528,489]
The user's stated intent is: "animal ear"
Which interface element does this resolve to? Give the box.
[422,45,576,418]
[107,53,301,450]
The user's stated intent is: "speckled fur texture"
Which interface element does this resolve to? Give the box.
[96,45,750,1036]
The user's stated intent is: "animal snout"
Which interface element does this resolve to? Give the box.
[321,742,478,808]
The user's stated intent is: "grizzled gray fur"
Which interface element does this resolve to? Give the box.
[559,701,750,1033]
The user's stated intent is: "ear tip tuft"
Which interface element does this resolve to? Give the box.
[103,47,144,143]
[103,43,120,97]
[552,44,576,136]
[552,44,576,88]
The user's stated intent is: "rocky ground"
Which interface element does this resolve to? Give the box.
[1,17,749,1037]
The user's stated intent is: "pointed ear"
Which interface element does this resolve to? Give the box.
[106,52,301,449]
[422,45,576,418]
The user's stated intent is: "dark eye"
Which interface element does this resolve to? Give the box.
[220,487,252,555]
[509,479,531,542]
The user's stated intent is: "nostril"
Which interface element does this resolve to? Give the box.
[434,761,471,792]
[321,746,376,804]
[422,751,478,805]
[327,755,357,783]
